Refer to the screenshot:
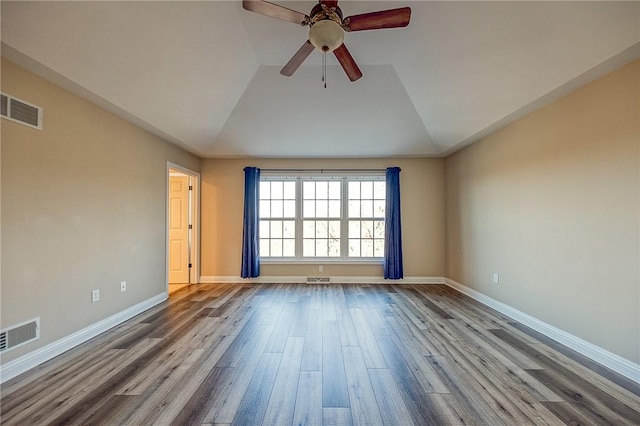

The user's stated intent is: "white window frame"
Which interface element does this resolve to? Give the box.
[260,173,385,264]
[259,178,297,258]
[345,179,386,259]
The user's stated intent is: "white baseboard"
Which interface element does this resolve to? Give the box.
[200,275,445,285]
[444,278,640,384]
[0,293,167,384]
[200,275,305,284]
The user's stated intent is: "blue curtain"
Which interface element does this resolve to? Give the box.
[241,167,260,278]
[384,167,404,279]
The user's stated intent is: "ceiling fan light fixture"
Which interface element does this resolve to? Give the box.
[309,19,344,52]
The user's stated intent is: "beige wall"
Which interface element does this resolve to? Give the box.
[445,60,640,363]
[1,59,200,363]
[201,157,445,279]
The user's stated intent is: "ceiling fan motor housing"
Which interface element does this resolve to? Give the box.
[308,3,344,52]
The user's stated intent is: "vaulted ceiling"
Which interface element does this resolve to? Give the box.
[2,1,639,158]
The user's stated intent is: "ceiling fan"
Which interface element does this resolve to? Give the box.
[242,0,411,82]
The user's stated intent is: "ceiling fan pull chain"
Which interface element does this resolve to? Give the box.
[323,51,327,88]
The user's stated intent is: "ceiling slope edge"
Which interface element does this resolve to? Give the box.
[1,42,208,158]
[439,42,640,157]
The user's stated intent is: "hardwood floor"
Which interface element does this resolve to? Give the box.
[1,283,639,425]
[168,283,192,295]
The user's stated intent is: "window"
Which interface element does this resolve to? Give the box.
[259,175,385,261]
[259,180,296,257]
[348,180,386,258]
[303,181,341,257]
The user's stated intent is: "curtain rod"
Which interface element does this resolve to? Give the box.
[259,168,387,173]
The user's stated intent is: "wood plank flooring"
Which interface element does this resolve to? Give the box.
[1,283,639,425]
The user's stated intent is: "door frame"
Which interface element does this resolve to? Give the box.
[166,162,200,293]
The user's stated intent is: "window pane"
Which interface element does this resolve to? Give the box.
[374,239,385,257]
[272,200,283,218]
[328,221,340,239]
[316,200,328,218]
[283,220,295,238]
[328,200,340,218]
[283,239,295,256]
[328,238,340,257]
[303,221,315,238]
[260,239,270,256]
[315,181,328,199]
[374,220,385,238]
[303,239,315,256]
[260,220,270,238]
[362,220,374,239]
[349,239,360,257]
[329,181,341,199]
[260,200,271,218]
[315,221,327,238]
[374,200,385,217]
[283,181,296,199]
[374,181,386,199]
[272,181,283,199]
[271,221,282,238]
[361,181,373,199]
[349,221,360,238]
[315,239,328,257]
[349,181,360,199]
[303,200,315,218]
[348,200,360,218]
[361,200,373,218]
[271,239,283,257]
[303,181,315,199]
[260,181,271,199]
[362,239,374,257]
[284,200,296,218]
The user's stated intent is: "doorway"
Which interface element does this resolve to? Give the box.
[166,163,200,296]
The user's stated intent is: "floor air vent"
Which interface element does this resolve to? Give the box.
[307,277,331,283]
[0,318,40,353]
[1,92,43,130]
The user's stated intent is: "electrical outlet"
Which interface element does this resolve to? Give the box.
[493,273,500,284]
[120,281,127,292]
[92,289,100,302]
[319,265,323,272]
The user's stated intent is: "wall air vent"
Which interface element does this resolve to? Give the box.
[0,318,40,353]
[307,277,331,284]
[0,92,42,130]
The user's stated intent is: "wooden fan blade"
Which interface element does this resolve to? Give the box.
[333,43,362,82]
[281,40,315,76]
[344,7,411,32]
[319,0,339,8]
[243,1,308,25]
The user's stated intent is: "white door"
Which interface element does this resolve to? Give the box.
[169,175,189,283]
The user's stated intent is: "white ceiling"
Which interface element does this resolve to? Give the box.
[2,1,639,158]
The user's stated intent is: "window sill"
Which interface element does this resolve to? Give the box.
[261,258,383,265]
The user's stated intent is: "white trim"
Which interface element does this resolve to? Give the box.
[166,162,201,288]
[444,278,640,384]
[199,275,445,285]
[332,276,444,284]
[200,275,306,284]
[0,293,167,384]
[260,259,383,265]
